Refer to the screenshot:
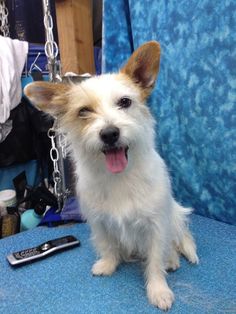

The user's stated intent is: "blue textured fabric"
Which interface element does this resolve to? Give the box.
[0,215,235,313]
[103,0,236,225]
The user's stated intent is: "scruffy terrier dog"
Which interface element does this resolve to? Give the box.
[25,41,198,311]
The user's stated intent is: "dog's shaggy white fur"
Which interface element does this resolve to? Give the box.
[25,41,198,311]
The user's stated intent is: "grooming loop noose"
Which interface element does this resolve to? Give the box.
[42,0,69,211]
[0,0,10,37]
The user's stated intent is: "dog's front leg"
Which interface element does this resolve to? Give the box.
[91,223,120,276]
[145,233,174,311]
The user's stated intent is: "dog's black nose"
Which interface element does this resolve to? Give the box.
[100,126,120,145]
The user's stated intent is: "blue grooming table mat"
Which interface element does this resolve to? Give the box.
[0,214,235,314]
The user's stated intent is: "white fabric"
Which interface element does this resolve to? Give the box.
[0,36,28,123]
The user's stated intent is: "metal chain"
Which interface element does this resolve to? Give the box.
[48,126,63,210]
[42,0,61,83]
[42,0,69,211]
[0,0,10,37]
[48,123,70,211]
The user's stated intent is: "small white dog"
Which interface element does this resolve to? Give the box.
[25,41,198,311]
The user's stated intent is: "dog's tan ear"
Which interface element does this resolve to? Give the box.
[24,81,70,117]
[120,41,161,99]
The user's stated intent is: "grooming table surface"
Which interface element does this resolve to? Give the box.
[0,214,235,314]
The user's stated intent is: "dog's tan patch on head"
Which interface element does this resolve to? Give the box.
[120,41,161,100]
[115,72,141,96]
[61,83,101,135]
[24,80,101,135]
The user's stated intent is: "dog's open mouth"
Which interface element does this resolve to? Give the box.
[102,146,128,174]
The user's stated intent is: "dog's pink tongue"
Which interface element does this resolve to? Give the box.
[105,148,128,173]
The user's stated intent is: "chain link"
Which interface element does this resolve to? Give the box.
[0,0,10,37]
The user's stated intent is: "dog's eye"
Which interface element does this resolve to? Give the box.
[78,107,93,118]
[117,97,132,109]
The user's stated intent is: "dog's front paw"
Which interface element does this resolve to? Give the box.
[92,258,117,276]
[166,251,180,272]
[147,282,174,311]
[166,258,180,272]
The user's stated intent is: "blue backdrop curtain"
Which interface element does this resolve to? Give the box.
[102,0,236,225]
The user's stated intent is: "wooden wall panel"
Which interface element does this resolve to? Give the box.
[55,0,95,75]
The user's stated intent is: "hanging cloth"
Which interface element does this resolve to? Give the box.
[0,35,28,124]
